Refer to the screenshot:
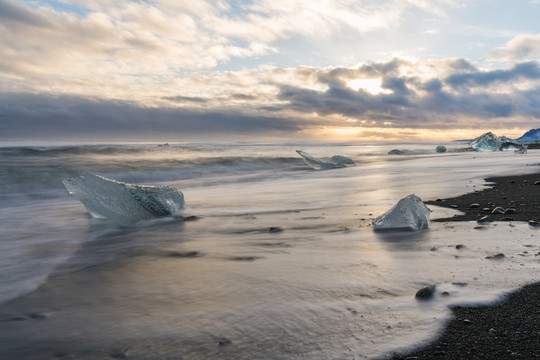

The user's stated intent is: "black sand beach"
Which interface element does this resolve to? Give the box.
[393,172,540,359]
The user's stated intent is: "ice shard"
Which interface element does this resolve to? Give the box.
[372,194,431,231]
[62,173,184,225]
[470,132,526,152]
[296,150,350,170]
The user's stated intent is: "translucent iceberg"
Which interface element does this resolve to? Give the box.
[62,173,184,225]
[296,150,350,170]
[372,194,430,231]
[470,132,526,152]
[470,132,500,151]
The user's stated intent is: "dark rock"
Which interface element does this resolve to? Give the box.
[435,145,447,153]
[455,244,465,249]
[441,291,450,296]
[26,312,47,320]
[229,256,262,261]
[217,338,232,346]
[534,181,540,185]
[166,251,201,258]
[528,220,540,227]
[505,208,517,214]
[388,149,406,155]
[477,216,492,224]
[182,215,199,221]
[415,285,436,300]
[492,206,506,214]
[469,203,481,208]
[485,253,505,260]
[0,314,29,322]
[452,282,468,287]
[463,319,473,324]
[269,227,283,233]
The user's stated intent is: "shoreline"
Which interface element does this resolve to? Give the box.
[392,171,540,359]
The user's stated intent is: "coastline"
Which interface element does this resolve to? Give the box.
[392,171,540,359]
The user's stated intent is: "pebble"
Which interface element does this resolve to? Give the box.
[492,206,506,214]
[469,203,480,208]
[455,244,465,249]
[505,208,517,214]
[269,227,283,233]
[485,253,505,260]
[450,204,458,208]
[528,220,540,227]
[415,285,436,300]
[217,338,232,346]
[477,215,492,224]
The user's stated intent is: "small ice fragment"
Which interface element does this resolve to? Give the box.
[372,194,430,231]
[62,173,184,226]
[296,150,347,170]
[328,155,354,165]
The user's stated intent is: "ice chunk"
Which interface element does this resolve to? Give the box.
[470,132,500,151]
[62,173,184,225]
[372,194,430,231]
[470,132,526,152]
[328,155,354,165]
[296,150,348,170]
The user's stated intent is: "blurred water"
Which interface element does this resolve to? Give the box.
[0,142,539,359]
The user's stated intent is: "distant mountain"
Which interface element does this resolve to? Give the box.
[516,128,540,142]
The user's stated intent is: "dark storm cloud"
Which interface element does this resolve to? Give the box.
[446,61,540,89]
[0,93,303,140]
[276,59,540,127]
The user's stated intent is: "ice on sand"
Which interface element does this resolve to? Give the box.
[296,150,352,170]
[62,173,184,225]
[372,194,431,231]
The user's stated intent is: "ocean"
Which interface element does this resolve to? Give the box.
[0,142,539,359]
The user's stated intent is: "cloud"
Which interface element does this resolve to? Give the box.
[0,93,305,141]
[490,33,540,61]
[446,61,540,89]
[275,58,540,128]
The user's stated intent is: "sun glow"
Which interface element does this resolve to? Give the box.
[346,79,392,95]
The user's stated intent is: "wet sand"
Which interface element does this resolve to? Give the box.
[1,171,539,359]
[393,172,540,359]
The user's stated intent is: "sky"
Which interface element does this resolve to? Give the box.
[2,0,540,143]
